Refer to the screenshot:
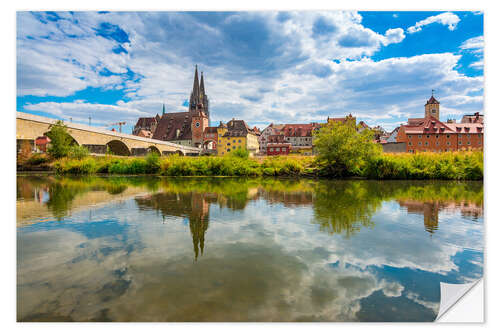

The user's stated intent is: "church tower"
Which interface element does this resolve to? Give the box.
[190,65,209,147]
[425,91,440,120]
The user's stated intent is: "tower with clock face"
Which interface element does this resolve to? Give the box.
[189,65,209,147]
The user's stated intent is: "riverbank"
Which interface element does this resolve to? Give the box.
[17,150,483,180]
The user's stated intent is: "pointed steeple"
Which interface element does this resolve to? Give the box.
[192,65,200,102]
[162,103,166,115]
[200,71,205,98]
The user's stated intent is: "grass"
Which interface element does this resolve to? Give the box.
[47,150,482,180]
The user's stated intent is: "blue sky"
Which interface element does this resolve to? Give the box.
[17,11,484,132]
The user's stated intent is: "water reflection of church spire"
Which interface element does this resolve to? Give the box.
[135,191,211,260]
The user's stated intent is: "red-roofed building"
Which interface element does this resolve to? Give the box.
[395,94,484,152]
[35,136,51,152]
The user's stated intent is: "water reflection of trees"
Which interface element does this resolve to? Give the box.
[18,176,483,239]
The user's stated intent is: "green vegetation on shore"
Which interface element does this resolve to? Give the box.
[36,150,482,180]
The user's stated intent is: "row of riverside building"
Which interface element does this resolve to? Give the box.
[131,66,484,156]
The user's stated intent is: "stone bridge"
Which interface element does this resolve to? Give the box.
[16,112,201,156]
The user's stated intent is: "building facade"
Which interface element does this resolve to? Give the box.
[258,123,285,154]
[216,119,260,156]
[396,95,484,153]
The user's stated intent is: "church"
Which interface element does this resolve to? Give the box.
[134,65,210,148]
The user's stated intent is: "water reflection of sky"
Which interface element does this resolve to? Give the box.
[17,177,483,322]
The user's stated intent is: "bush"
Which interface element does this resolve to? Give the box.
[364,151,483,180]
[68,145,89,160]
[145,152,161,173]
[230,148,250,159]
[46,120,77,158]
[26,153,50,166]
[314,118,382,177]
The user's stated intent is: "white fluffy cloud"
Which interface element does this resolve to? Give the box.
[407,12,461,33]
[17,11,482,132]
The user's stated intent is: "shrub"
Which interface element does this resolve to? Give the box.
[145,152,161,173]
[68,145,89,160]
[46,120,77,158]
[230,148,250,159]
[314,118,382,177]
[26,153,50,166]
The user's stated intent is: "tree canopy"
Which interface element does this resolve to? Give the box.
[313,118,381,177]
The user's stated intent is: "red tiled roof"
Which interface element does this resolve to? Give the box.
[402,116,483,134]
[222,119,254,137]
[135,117,157,128]
[282,123,318,137]
[153,112,194,141]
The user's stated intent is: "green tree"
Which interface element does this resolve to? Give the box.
[313,118,382,177]
[46,120,76,158]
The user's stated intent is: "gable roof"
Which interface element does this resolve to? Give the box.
[135,117,157,128]
[282,123,318,137]
[152,112,193,141]
[402,116,457,134]
[222,119,253,137]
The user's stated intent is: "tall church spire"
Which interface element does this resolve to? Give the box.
[200,71,205,98]
[162,103,165,115]
[192,65,200,102]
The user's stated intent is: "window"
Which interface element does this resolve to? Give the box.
[435,135,439,139]
[227,143,230,146]
[426,135,430,139]
[233,146,236,150]
[458,141,462,145]
[478,134,482,138]
[227,148,231,152]
[425,142,429,146]
[458,134,462,138]
[467,142,471,145]
[436,141,439,146]
[418,142,422,145]
[408,135,412,139]
[195,122,200,127]
[447,142,451,146]
[408,142,412,146]
[238,139,241,143]
[233,139,236,143]
[447,134,450,138]
[418,135,422,138]
[467,134,471,138]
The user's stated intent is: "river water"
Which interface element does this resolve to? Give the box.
[16,175,483,322]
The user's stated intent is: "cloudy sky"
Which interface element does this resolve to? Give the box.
[16,11,484,133]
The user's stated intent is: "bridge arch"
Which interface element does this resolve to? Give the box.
[106,140,131,156]
[148,146,161,155]
[175,150,184,156]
